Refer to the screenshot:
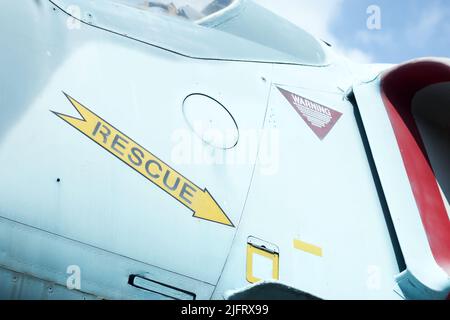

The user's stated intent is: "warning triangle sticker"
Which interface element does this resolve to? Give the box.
[277,87,343,140]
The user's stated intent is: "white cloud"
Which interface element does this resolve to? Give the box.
[254,0,373,63]
[355,30,393,47]
[407,4,447,48]
[339,47,373,64]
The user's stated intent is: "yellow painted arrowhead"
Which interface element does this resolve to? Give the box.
[192,189,234,227]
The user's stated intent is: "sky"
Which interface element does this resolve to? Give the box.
[255,0,450,64]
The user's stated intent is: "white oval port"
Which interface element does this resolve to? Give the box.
[182,94,239,150]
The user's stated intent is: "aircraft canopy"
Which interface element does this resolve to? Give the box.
[113,0,236,21]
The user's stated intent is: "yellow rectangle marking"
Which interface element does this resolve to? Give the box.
[293,239,323,257]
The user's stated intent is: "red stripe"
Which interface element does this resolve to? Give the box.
[381,61,450,275]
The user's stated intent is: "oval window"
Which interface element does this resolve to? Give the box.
[182,94,239,150]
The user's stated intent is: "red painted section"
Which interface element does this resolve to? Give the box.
[381,61,450,276]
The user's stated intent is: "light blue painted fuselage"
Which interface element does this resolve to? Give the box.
[0,0,448,300]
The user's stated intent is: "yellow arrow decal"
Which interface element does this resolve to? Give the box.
[52,93,234,227]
